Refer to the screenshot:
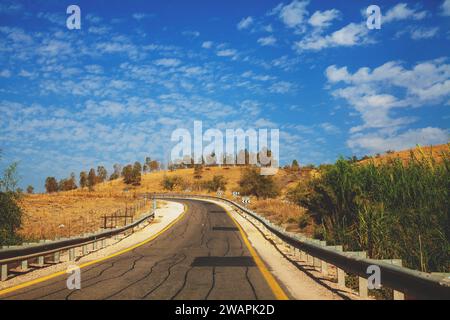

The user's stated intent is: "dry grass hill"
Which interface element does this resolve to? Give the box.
[18,144,448,241]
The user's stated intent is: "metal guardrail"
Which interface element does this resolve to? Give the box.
[152,193,450,300]
[0,206,155,281]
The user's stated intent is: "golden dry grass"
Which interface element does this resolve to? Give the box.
[21,144,446,241]
[358,144,449,165]
[248,198,313,235]
[18,166,293,240]
[18,193,152,241]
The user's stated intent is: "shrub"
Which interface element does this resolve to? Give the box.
[0,192,22,245]
[161,175,185,191]
[288,146,450,272]
[203,175,227,192]
[238,167,280,199]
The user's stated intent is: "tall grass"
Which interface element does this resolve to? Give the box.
[289,145,450,272]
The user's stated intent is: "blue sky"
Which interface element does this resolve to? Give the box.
[0,0,449,191]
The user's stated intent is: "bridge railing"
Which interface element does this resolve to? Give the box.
[153,193,450,300]
[0,198,155,282]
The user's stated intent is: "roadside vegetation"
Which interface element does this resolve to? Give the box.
[0,151,23,246]
[287,144,450,272]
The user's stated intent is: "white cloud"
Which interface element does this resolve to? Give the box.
[442,0,450,16]
[308,9,340,28]
[269,81,295,94]
[326,59,450,132]
[0,2,22,14]
[410,27,439,40]
[182,30,200,38]
[237,16,253,30]
[294,23,368,51]
[132,13,153,20]
[88,26,111,35]
[216,49,237,58]
[0,70,11,78]
[153,58,181,67]
[383,3,428,23]
[275,0,309,29]
[201,41,213,49]
[257,36,277,46]
[348,127,449,154]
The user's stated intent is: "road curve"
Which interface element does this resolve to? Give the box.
[1,200,282,300]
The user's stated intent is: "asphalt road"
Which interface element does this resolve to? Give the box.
[1,200,278,300]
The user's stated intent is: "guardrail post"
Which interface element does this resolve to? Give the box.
[1,264,7,281]
[82,245,87,255]
[101,239,106,248]
[311,240,326,271]
[346,251,368,299]
[37,256,44,267]
[93,241,97,251]
[326,245,345,287]
[69,248,75,261]
[53,251,60,263]
[381,259,405,300]
[21,259,28,271]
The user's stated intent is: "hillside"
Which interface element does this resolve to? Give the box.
[358,143,449,165]
[17,143,448,241]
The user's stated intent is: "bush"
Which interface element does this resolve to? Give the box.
[0,192,22,245]
[288,146,450,272]
[0,156,23,245]
[239,167,280,199]
[161,175,185,191]
[203,175,227,192]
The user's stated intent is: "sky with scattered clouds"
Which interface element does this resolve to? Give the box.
[0,0,449,191]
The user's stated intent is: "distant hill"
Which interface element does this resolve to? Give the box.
[358,143,449,165]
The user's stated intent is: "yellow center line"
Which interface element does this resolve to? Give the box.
[219,203,289,300]
[0,203,188,297]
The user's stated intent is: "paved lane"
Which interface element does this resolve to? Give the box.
[1,200,279,300]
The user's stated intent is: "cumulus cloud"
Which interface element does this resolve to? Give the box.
[216,49,237,58]
[0,70,11,78]
[294,23,368,51]
[272,0,309,29]
[383,3,428,23]
[237,16,253,30]
[269,81,295,94]
[348,127,449,154]
[410,27,439,40]
[201,41,213,49]
[257,36,277,46]
[442,0,450,16]
[326,59,450,133]
[153,58,181,67]
[308,9,340,28]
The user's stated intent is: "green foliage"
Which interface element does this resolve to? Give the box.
[97,166,108,183]
[193,165,203,180]
[0,152,23,245]
[79,171,88,188]
[0,192,22,245]
[161,175,185,191]
[26,185,34,194]
[132,162,142,186]
[203,175,227,192]
[288,148,450,272]
[122,163,142,186]
[87,168,97,191]
[45,176,58,193]
[58,173,77,191]
[238,167,280,199]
